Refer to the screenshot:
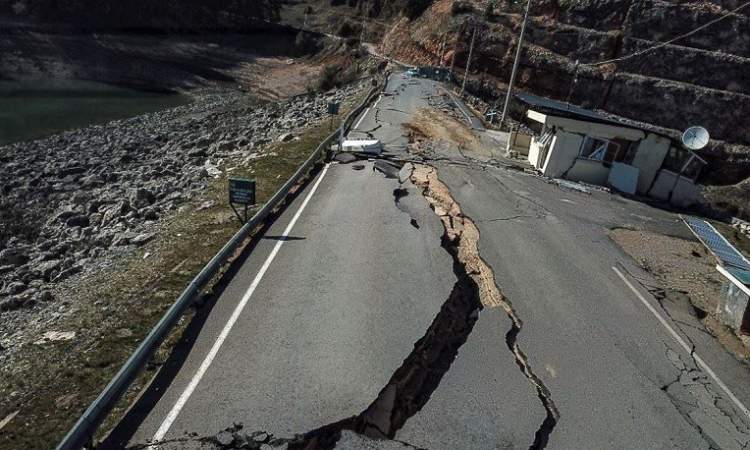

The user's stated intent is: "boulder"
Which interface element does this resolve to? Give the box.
[129,188,155,208]
[278,132,295,142]
[3,281,26,295]
[188,148,207,157]
[112,232,139,247]
[34,259,62,280]
[65,215,90,228]
[55,210,80,222]
[0,248,29,267]
[130,233,155,246]
[0,296,28,312]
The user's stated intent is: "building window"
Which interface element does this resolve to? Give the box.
[661,147,707,181]
[681,156,706,181]
[579,136,621,163]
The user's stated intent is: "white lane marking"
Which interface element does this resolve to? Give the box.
[149,164,332,447]
[613,265,750,420]
[352,94,382,131]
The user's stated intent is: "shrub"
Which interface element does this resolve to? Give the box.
[338,21,358,37]
[451,0,474,15]
[405,0,433,19]
[317,63,358,91]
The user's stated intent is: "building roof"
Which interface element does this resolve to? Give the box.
[517,92,618,125]
[526,109,646,141]
[516,92,675,141]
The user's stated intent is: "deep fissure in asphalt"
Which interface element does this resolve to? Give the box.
[155,160,560,450]
[409,164,560,450]
[288,248,484,449]
[356,271,482,439]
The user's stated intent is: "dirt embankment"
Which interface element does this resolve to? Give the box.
[0,25,337,93]
[610,228,750,363]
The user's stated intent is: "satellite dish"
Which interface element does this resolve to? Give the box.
[682,126,710,150]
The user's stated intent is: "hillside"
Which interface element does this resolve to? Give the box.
[2,0,749,217]
[342,0,749,218]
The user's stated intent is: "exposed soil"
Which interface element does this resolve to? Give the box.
[405,108,488,157]
[610,228,750,363]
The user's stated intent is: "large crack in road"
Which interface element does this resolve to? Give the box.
[133,159,559,450]
[286,161,561,450]
[408,164,560,450]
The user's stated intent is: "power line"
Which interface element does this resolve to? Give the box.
[583,0,750,67]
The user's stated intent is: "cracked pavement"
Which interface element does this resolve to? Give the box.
[115,72,750,450]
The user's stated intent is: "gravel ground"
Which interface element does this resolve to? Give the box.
[610,228,750,362]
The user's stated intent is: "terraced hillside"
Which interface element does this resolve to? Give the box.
[364,0,749,217]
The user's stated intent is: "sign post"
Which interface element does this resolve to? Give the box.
[228,177,256,223]
[327,101,340,131]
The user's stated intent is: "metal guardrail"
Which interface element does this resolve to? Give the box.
[56,76,387,450]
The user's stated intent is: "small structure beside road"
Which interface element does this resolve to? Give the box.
[684,215,750,335]
[519,93,706,207]
[717,266,750,335]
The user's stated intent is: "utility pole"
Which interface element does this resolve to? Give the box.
[460,26,477,96]
[449,35,458,77]
[499,0,532,128]
[360,0,368,44]
[438,33,447,66]
[565,59,580,110]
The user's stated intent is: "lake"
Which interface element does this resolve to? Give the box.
[0,80,190,146]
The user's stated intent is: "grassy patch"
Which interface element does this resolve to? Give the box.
[0,93,364,450]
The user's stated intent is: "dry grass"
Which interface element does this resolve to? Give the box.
[405,108,491,158]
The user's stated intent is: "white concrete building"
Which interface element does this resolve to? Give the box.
[519,94,706,207]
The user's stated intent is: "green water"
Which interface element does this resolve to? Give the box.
[0,80,190,146]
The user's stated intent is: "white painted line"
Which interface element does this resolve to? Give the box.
[352,107,370,130]
[149,164,332,447]
[612,265,750,420]
[352,94,382,131]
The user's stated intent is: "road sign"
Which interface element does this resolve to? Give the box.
[327,102,341,115]
[229,178,256,205]
[228,177,256,223]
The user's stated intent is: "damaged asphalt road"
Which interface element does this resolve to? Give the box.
[117,72,750,450]
[119,73,550,450]
[432,161,750,449]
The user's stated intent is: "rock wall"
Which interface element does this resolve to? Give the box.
[377,0,750,188]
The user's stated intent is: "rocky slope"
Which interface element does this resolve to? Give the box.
[0,0,334,92]
[362,0,750,217]
[0,84,361,309]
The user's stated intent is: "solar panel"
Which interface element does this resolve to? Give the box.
[727,269,750,286]
[682,216,750,271]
